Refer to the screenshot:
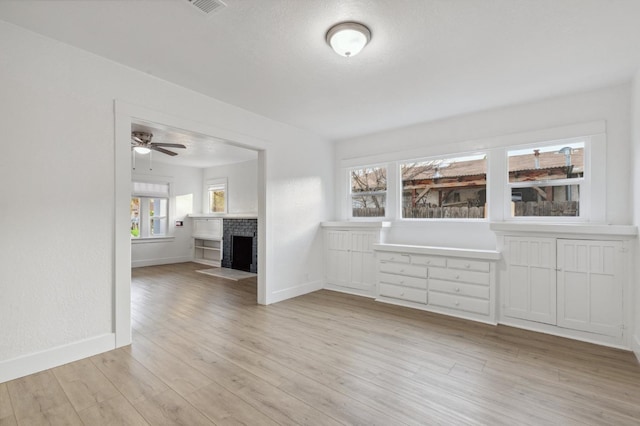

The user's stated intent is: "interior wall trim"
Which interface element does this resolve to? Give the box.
[270,279,323,304]
[0,333,115,383]
[131,256,193,268]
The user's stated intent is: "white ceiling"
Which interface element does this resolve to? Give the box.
[2,0,640,144]
[131,121,257,168]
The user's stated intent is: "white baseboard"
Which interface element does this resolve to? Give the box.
[498,317,627,350]
[633,334,640,364]
[324,284,375,299]
[0,333,115,383]
[268,279,324,304]
[131,256,192,268]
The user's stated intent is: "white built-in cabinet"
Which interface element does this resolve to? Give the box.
[375,245,500,324]
[321,222,636,349]
[495,223,637,347]
[503,237,557,324]
[322,222,390,297]
[190,216,223,267]
[502,236,625,339]
[556,239,623,337]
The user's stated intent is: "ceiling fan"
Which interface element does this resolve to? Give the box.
[131,131,186,156]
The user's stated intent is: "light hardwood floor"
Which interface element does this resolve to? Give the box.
[2,262,640,425]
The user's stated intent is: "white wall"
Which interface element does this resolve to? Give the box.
[631,69,640,362]
[335,84,632,250]
[202,159,258,215]
[131,162,202,267]
[0,21,333,381]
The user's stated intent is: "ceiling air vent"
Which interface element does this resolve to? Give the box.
[185,0,227,16]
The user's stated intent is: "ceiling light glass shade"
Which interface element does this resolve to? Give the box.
[326,22,371,57]
[134,146,151,155]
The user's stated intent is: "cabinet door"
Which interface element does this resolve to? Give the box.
[325,230,350,287]
[557,239,623,337]
[503,236,556,324]
[193,218,222,238]
[348,231,378,290]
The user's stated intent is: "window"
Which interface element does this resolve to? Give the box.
[350,166,387,217]
[507,140,585,218]
[206,179,227,214]
[400,154,487,219]
[131,181,170,238]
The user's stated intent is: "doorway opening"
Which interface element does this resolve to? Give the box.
[114,100,267,348]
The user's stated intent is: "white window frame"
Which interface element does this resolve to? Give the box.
[398,151,489,221]
[348,164,388,219]
[131,180,171,239]
[504,136,595,222]
[205,177,228,214]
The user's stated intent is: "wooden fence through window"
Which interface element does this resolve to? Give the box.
[513,201,578,217]
[353,201,578,218]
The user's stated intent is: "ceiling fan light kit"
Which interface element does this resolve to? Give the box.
[131,131,186,156]
[326,22,371,57]
[133,146,151,155]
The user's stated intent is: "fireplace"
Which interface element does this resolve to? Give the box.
[232,236,253,272]
[222,218,258,273]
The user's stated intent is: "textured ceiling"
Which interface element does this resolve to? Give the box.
[2,0,640,143]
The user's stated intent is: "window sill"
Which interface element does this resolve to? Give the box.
[131,236,175,244]
[490,222,637,238]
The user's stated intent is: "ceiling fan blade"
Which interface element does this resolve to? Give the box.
[131,136,144,144]
[150,142,186,149]
[151,146,178,156]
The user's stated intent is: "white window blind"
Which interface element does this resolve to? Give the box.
[132,181,170,198]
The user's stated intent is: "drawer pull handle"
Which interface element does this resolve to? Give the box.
[426,260,431,264]
[399,280,404,284]
[400,292,405,296]
[465,264,470,268]
[455,301,460,306]
[400,269,405,272]
[455,288,460,292]
[455,274,460,279]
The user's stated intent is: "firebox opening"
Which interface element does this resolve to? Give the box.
[232,235,253,272]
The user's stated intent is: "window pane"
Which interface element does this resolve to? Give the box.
[352,194,386,217]
[350,166,387,217]
[148,198,167,236]
[400,155,486,219]
[130,197,140,238]
[511,185,579,217]
[148,198,167,217]
[209,189,225,212]
[150,217,167,236]
[508,142,584,183]
[351,167,387,193]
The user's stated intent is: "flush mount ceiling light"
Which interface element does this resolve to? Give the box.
[326,22,371,57]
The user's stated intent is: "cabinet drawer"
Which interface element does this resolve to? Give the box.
[428,267,489,285]
[379,272,427,289]
[377,252,411,263]
[428,292,490,315]
[379,283,427,304]
[428,279,489,299]
[411,255,446,268]
[379,262,427,278]
[447,258,490,272]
